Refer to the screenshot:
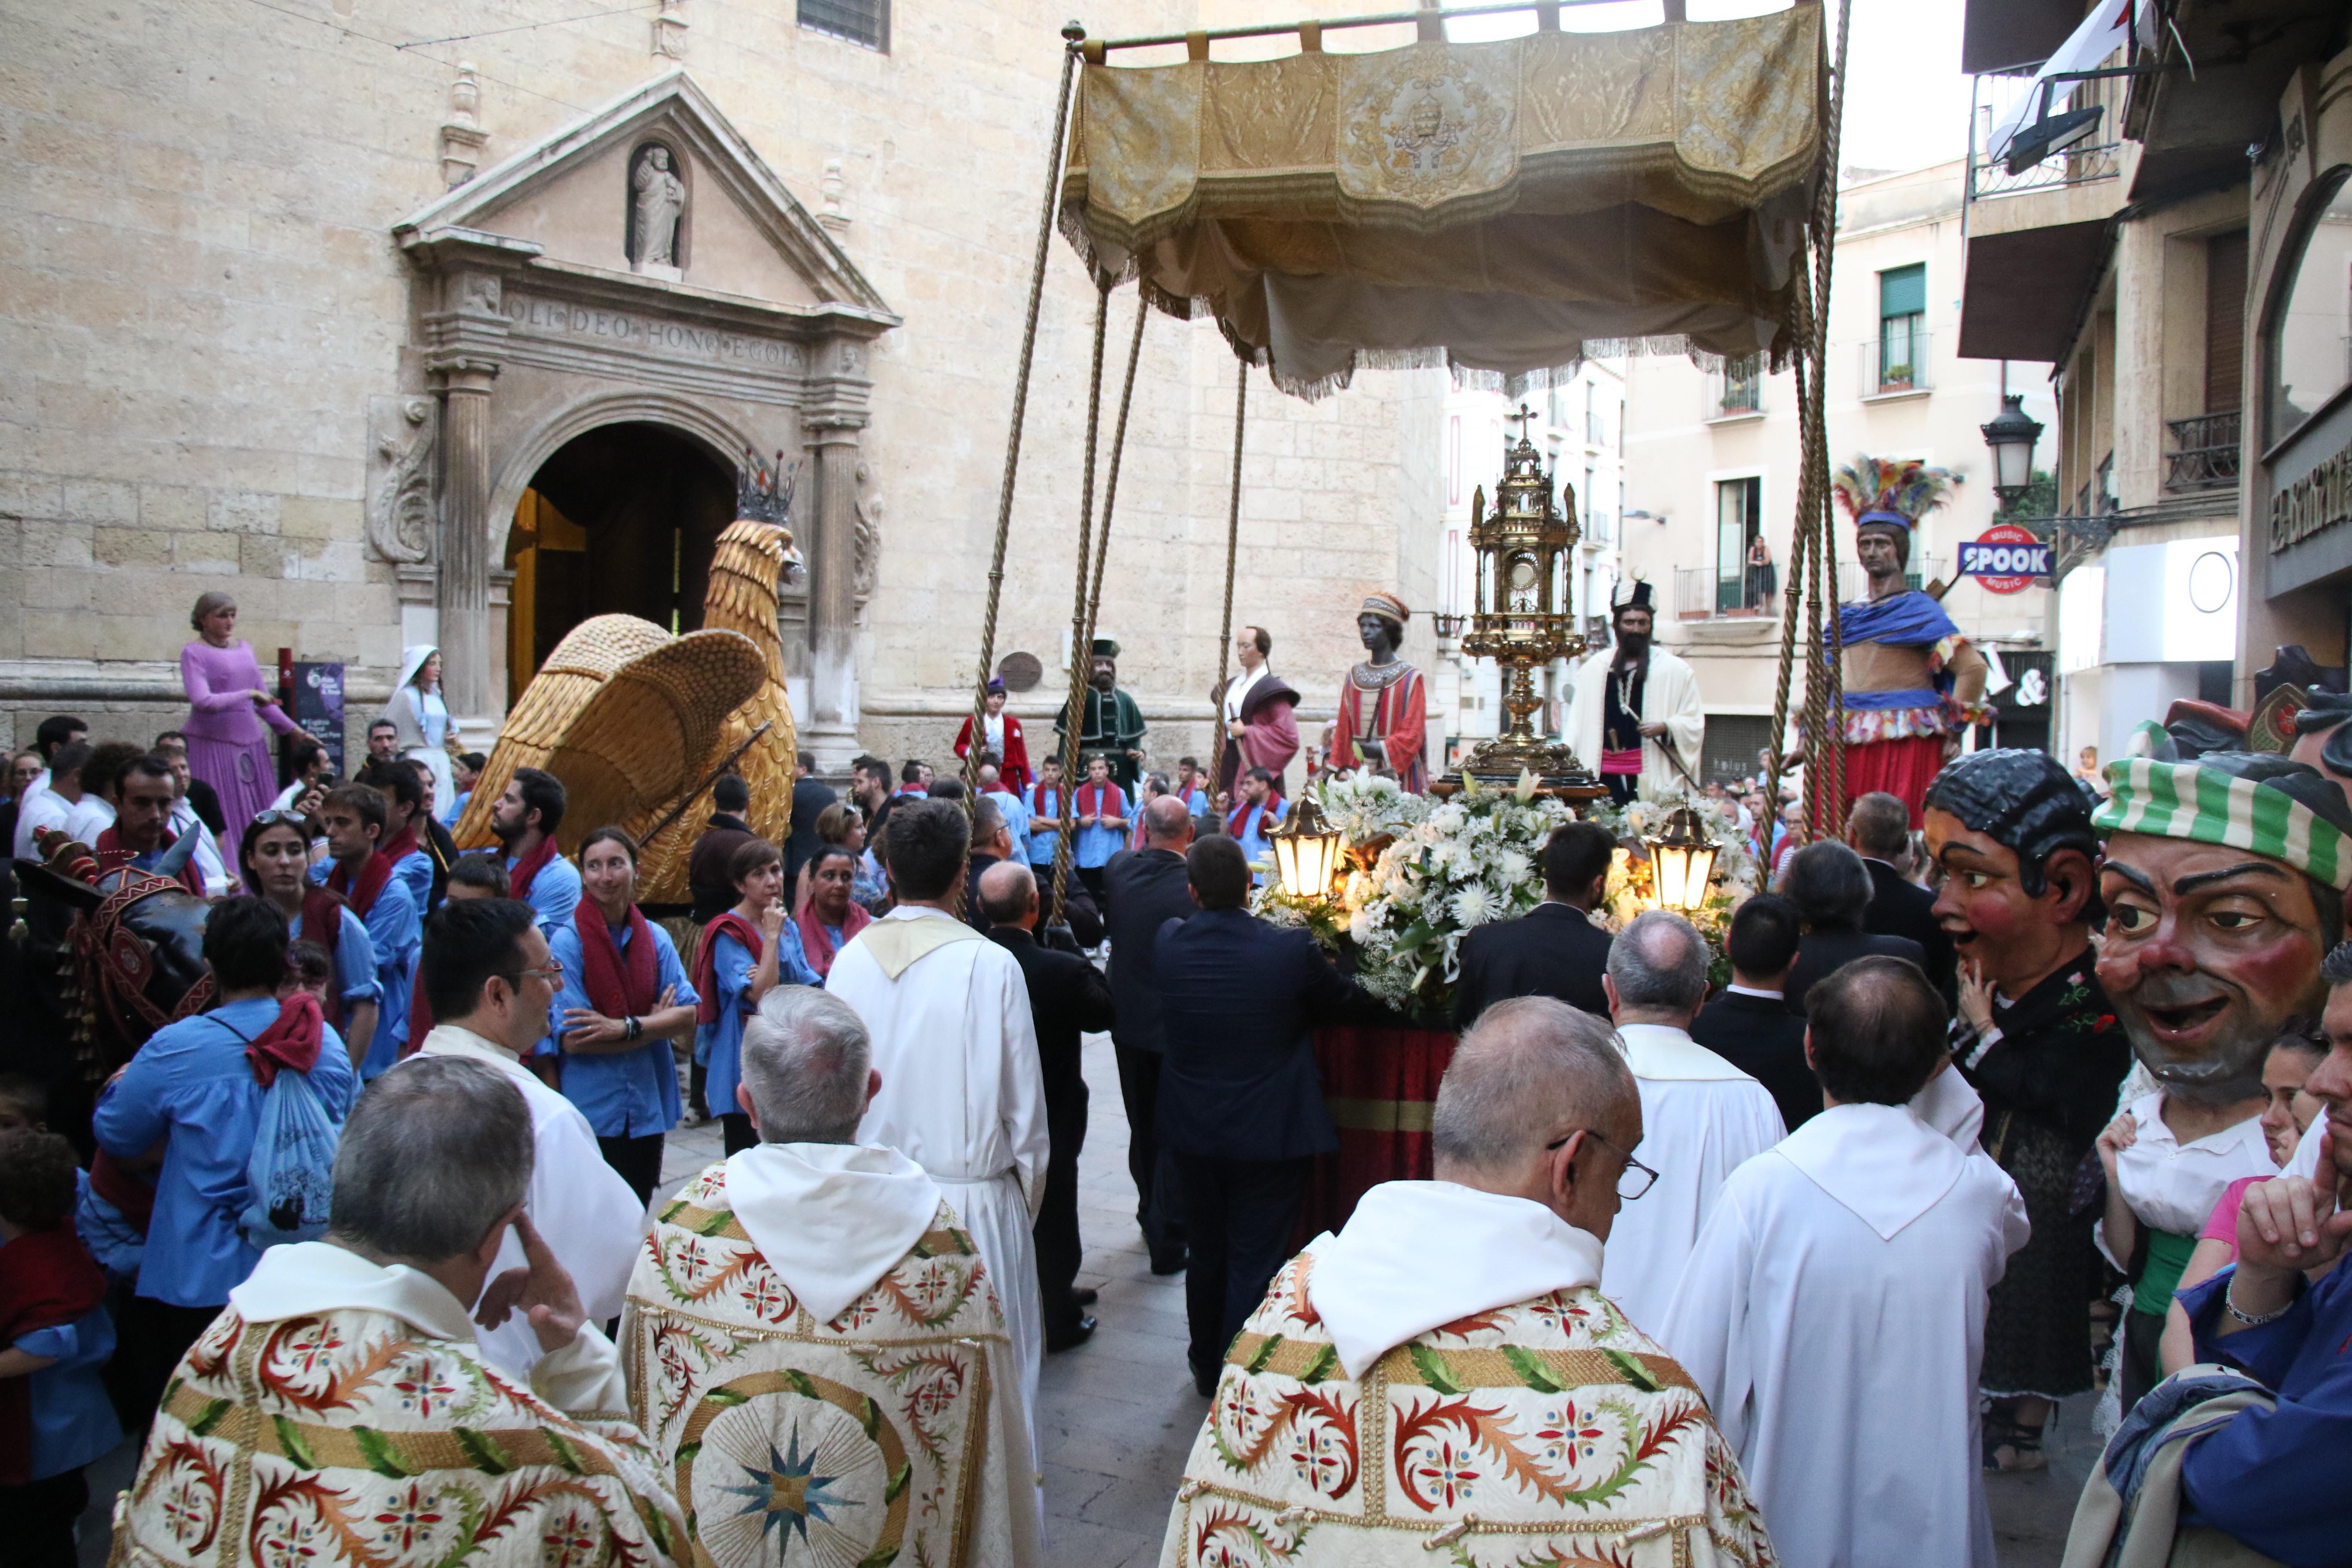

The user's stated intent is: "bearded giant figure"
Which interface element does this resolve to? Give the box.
[454,457,801,905]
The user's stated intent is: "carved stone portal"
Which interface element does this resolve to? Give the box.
[365,395,438,564]
[852,456,880,615]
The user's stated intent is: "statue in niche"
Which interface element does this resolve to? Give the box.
[631,144,685,268]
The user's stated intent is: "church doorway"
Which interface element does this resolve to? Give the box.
[503,421,737,705]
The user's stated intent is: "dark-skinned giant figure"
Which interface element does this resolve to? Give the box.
[1329,593,1428,793]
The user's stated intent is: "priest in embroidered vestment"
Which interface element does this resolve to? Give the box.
[1158,996,1775,1567]
[1826,458,1990,825]
[397,897,645,1383]
[110,1057,686,1568]
[1329,593,1429,793]
[624,986,1040,1566]
[822,799,1050,1474]
[1662,958,2028,1568]
[1565,581,1704,805]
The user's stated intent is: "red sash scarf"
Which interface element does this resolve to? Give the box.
[380,822,420,871]
[1030,785,1060,822]
[693,912,762,1026]
[795,899,872,980]
[0,1227,107,1486]
[93,825,203,895]
[576,900,659,1022]
[1227,793,1282,839]
[509,834,559,900]
[245,991,325,1085]
[401,967,432,1059]
[1077,782,1121,821]
[297,888,348,1032]
[328,849,394,917]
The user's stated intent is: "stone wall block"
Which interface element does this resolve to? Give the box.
[94,525,173,568]
[238,533,285,578]
[62,478,138,525]
[19,609,99,660]
[279,495,356,541]
[96,612,188,663]
[171,535,240,574]
[140,484,206,531]
[0,472,64,520]
[20,518,94,568]
[207,490,281,536]
[20,567,94,612]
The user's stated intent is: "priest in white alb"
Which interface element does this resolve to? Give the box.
[1565,581,1704,804]
[1157,996,1776,1566]
[398,895,646,1381]
[1598,911,1785,1337]
[623,986,1039,1566]
[112,1057,685,1568]
[822,798,1050,1483]
[1662,956,2029,1568]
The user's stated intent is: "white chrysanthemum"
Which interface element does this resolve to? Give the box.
[1453,885,1496,925]
[1495,849,1532,887]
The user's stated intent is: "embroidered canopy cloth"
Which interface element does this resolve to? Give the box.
[1061,8,1823,395]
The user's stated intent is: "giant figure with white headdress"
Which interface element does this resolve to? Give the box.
[1565,581,1703,804]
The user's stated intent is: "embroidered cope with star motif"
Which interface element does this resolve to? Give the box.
[108,1300,683,1568]
[1158,1253,1776,1568]
[620,1161,1038,1568]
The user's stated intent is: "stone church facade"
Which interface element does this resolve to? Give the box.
[0,0,1444,779]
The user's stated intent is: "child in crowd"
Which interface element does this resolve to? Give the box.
[0,1123,122,1568]
[282,939,335,1005]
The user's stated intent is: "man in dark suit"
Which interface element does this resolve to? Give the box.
[1101,794,1196,1274]
[1848,789,1956,1003]
[1782,839,1925,1014]
[686,773,759,922]
[1452,819,1617,1029]
[1690,893,1819,1132]
[981,859,1116,1351]
[968,796,1101,945]
[1156,835,1358,1394]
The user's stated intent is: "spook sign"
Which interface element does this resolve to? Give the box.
[1959,524,2049,593]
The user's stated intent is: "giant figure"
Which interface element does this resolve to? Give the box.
[1211,624,1301,799]
[1056,637,1146,793]
[1329,593,1428,793]
[1565,580,1703,804]
[1830,458,1989,824]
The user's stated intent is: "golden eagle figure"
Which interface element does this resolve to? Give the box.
[453,455,802,906]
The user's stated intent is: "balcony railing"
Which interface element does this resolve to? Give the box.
[2165,409,2241,491]
[1675,566,1779,621]
[1711,357,1764,418]
[1861,331,1931,397]
[1967,141,2123,202]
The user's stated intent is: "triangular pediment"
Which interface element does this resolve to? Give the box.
[395,69,891,319]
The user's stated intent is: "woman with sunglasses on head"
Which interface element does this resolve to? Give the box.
[545,827,698,1208]
[240,809,378,1059]
[692,838,819,1156]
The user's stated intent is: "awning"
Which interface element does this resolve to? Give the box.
[1058,7,1824,398]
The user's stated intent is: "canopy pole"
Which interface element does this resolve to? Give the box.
[963,21,1085,803]
[1761,0,1854,840]
[1045,278,1116,928]
[1207,362,1249,812]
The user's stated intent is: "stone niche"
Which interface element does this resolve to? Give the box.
[385,68,898,773]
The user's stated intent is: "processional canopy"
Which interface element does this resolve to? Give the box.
[1059,4,1825,398]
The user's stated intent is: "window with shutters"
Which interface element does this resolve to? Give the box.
[1877,263,1926,392]
[799,0,888,51]
[2167,230,2246,491]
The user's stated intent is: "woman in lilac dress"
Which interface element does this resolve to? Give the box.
[178,591,297,848]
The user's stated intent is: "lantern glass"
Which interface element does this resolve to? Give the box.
[1642,807,1721,912]
[1980,393,2044,501]
[1269,796,1345,900]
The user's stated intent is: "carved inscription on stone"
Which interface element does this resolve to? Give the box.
[365,394,437,564]
[500,293,804,371]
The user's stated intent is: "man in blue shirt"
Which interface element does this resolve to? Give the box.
[1072,753,1130,906]
[490,765,581,932]
[1227,766,1289,884]
[981,761,1031,846]
[243,808,379,1049]
[317,784,422,1078]
[92,895,356,1424]
[2168,949,2352,1565]
[1026,756,1069,873]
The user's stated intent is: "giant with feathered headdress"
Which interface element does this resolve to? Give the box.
[1832,456,1954,564]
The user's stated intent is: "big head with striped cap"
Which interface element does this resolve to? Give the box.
[2095,744,2352,1104]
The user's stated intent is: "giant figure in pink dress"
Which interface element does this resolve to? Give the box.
[178,590,297,848]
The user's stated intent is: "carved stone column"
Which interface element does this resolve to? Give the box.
[804,412,864,774]
[434,356,499,717]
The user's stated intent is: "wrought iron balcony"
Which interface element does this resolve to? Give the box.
[2164,409,2241,492]
[1966,141,2123,203]
[1861,330,1932,397]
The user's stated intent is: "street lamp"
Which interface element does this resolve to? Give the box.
[1268,790,1346,902]
[1980,393,2044,508]
[1644,805,1721,913]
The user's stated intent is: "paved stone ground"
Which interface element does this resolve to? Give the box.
[76,1033,2093,1565]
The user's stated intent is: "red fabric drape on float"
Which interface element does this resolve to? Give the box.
[1292,1022,1456,1247]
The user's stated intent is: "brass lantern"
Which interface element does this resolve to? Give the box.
[1268,791,1346,901]
[1456,407,1593,784]
[1644,805,1721,913]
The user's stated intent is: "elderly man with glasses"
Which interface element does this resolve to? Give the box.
[1663,956,2028,1568]
[398,896,643,1382]
[1595,910,1786,1339]
[1156,995,1777,1567]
